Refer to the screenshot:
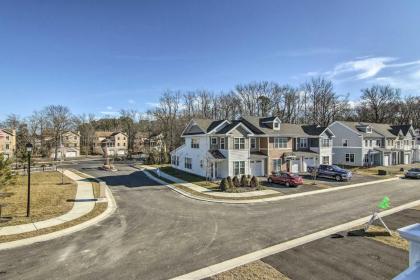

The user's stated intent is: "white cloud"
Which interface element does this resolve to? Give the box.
[309,56,420,94]
[328,57,396,80]
[128,99,136,105]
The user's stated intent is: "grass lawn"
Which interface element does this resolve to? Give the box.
[211,260,290,280]
[145,164,220,190]
[0,171,77,227]
[350,163,420,176]
[0,169,109,243]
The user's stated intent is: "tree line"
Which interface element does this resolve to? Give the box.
[1,78,419,160]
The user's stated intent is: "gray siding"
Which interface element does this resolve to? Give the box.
[329,122,364,166]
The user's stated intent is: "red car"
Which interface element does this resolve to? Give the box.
[267,172,304,187]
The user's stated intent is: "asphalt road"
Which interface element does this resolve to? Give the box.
[1,162,419,280]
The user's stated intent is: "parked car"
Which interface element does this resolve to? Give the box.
[267,172,304,187]
[307,165,352,182]
[405,168,420,179]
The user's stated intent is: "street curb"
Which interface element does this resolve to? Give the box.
[142,167,402,204]
[0,171,117,251]
[170,199,420,280]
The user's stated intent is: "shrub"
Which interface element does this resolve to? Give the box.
[219,178,229,192]
[250,176,259,188]
[232,176,241,188]
[240,175,249,187]
[226,176,234,189]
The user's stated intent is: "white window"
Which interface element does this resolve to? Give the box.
[376,139,381,147]
[211,137,217,145]
[274,137,288,148]
[342,139,349,147]
[369,140,372,147]
[176,156,179,166]
[234,137,245,149]
[364,154,369,163]
[191,138,199,149]
[272,159,282,172]
[6,136,9,141]
[365,140,368,147]
[233,161,245,175]
[322,156,330,165]
[185,157,192,169]
[345,153,355,163]
[321,138,330,147]
[299,138,308,148]
[273,121,280,130]
[250,138,257,149]
[220,138,225,149]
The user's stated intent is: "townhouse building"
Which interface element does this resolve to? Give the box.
[47,131,81,159]
[0,128,16,159]
[93,131,128,156]
[133,132,166,154]
[170,116,334,179]
[329,121,417,167]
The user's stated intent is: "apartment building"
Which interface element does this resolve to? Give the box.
[0,129,16,159]
[93,131,128,156]
[48,131,81,159]
[170,117,334,179]
[329,121,417,166]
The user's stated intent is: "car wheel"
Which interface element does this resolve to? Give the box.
[285,182,290,187]
[335,175,342,181]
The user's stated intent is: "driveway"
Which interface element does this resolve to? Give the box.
[0,161,419,280]
[301,172,382,187]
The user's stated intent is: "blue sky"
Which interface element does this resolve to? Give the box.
[1,0,420,119]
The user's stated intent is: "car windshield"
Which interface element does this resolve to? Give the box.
[332,165,344,171]
[289,173,299,178]
[409,168,420,172]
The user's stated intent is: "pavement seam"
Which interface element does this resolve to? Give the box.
[142,167,401,204]
[0,171,117,251]
[169,199,420,280]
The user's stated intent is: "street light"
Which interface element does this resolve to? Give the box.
[25,143,33,217]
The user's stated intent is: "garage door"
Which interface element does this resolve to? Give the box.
[383,155,389,166]
[250,160,263,176]
[302,158,315,172]
[65,151,77,158]
[290,160,299,173]
[117,150,126,155]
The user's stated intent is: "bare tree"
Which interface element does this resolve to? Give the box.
[45,105,73,160]
[360,85,401,123]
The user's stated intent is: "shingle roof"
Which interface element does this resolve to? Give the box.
[301,125,328,136]
[216,120,241,134]
[391,125,413,136]
[241,116,313,137]
[209,149,225,159]
[338,121,413,138]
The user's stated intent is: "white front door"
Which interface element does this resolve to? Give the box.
[404,154,409,164]
[383,155,389,166]
[250,160,263,176]
[290,160,299,173]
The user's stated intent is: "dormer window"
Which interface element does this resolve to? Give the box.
[366,127,372,133]
[273,121,280,130]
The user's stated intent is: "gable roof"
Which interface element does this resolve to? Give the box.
[241,116,311,137]
[335,121,414,138]
[391,124,413,137]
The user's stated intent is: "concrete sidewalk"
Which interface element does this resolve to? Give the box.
[141,165,279,197]
[0,169,95,236]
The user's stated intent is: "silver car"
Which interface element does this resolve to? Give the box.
[405,168,420,179]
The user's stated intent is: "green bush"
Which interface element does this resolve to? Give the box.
[219,178,229,192]
[232,176,241,188]
[250,176,259,188]
[241,175,249,187]
[226,176,234,189]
